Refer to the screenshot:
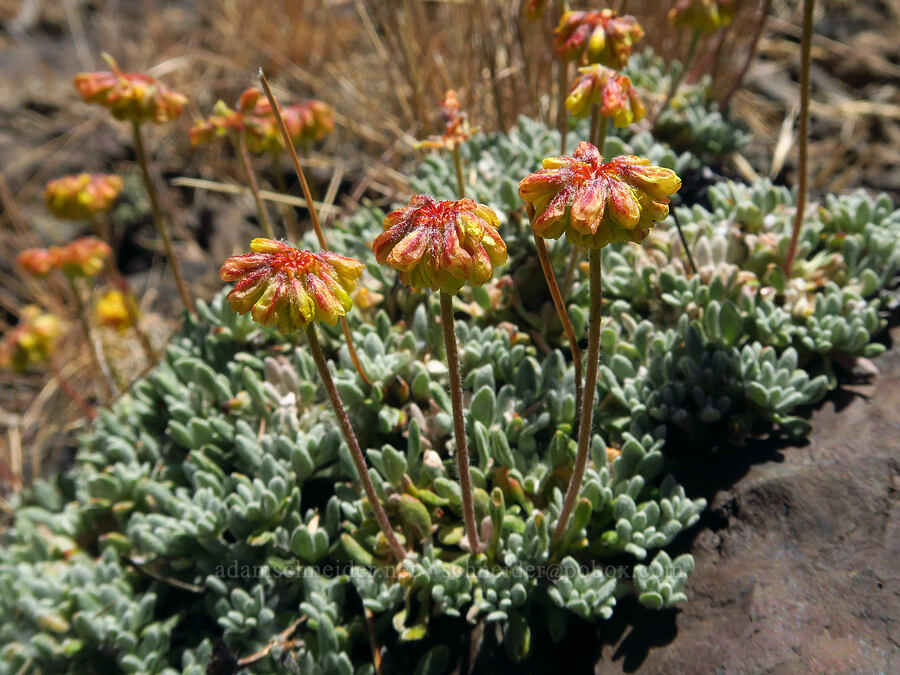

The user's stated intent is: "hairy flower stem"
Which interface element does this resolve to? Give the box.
[590,109,608,153]
[440,291,480,554]
[304,323,406,561]
[783,0,814,276]
[670,205,698,275]
[89,214,155,362]
[234,134,274,239]
[68,277,116,399]
[272,153,301,244]
[654,28,700,127]
[131,121,195,317]
[452,146,466,198]
[558,61,570,154]
[259,69,372,386]
[561,245,581,297]
[553,248,601,544]
[532,228,583,418]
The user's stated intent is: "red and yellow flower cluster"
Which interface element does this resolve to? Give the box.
[18,237,111,279]
[190,87,333,153]
[219,238,363,332]
[95,289,138,332]
[669,0,736,33]
[519,142,682,249]
[44,174,123,221]
[566,65,645,126]
[74,55,186,124]
[0,306,62,373]
[554,9,644,69]
[372,195,507,294]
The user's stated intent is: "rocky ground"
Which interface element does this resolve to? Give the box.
[591,327,900,673]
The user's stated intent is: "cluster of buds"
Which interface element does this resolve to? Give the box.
[74,54,186,124]
[566,65,645,126]
[95,289,138,332]
[519,142,682,249]
[415,90,478,152]
[219,238,364,333]
[18,237,111,279]
[44,173,123,221]
[554,9,644,69]
[668,0,736,33]
[191,87,334,153]
[372,195,508,294]
[0,306,62,373]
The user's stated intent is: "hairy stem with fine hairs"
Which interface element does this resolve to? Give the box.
[131,120,195,317]
[234,133,274,239]
[440,291,481,554]
[304,324,406,561]
[783,0,814,276]
[553,247,602,544]
[259,69,372,386]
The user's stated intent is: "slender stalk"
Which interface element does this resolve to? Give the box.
[259,69,372,386]
[590,111,608,153]
[272,152,301,244]
[48,361,97,419]
[304,324,406,561]
[561,245,581,297]
[440,292,480,554]
[89,214,155,362]
[67,277,116,399]
[783,0,814,276]
[452,146,466,198]
[532,225,583,417]
[131,121,195,316]
[654,28,700,126]
[364,608,385,675]
[558,61,570,154]
[552,247,601,543]
[720,0,772,109]
[617,0,629,13]
[670,205,698,275]
[234,133,274,238]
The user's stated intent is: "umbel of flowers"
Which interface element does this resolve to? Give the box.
[415,90,478,199]
[373,194,508,553]
[553,8,644,155]
[18,237,118,398]
[0,305,61,373]
[19,237,111,279]
[43,173,153,360]
[554,9,644,69]
[669,0,736,33]
[520,142,681,540]
[220,238,406,560]
[191,87,334,154]
[74,55,186,123]
[74,53,194,316]
[656,0,736,124]
[520,142,682,249]
[566,66,645,126]
[566,64,645,149]
[43,173,123,221]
